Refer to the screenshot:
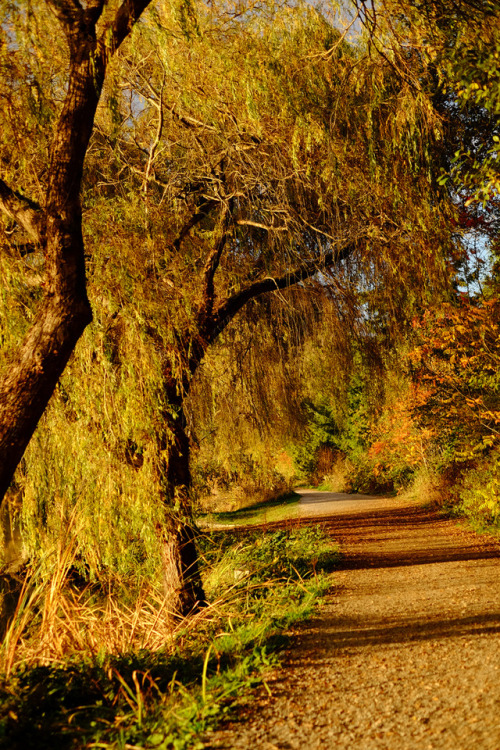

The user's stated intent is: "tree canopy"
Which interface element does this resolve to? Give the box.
[0,0,485,609]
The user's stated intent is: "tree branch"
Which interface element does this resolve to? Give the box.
[197,201,232,326]
[236,219,287,232]
[171,199,219,252]
[0,179,44,243]
[46,0,106,45]
[100,0,153,61]
[211,240,357,342]
[46,0,84,32]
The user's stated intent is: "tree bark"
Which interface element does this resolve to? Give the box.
[0,295,92,500]
[158,383,206,616]
[0,46,100,500]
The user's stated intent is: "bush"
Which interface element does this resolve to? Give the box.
[458,452,500,530]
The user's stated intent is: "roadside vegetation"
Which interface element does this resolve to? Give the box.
[0,524,338,749]
[199,492,301,528]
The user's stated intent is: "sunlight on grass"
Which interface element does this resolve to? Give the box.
[0,525,339,749]
[198,491,301,528]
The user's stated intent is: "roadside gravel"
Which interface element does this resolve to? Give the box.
[204,493,500,750]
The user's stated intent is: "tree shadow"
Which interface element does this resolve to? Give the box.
[296,506,500,570]
[201,491,301,525]
[296,612,500,652]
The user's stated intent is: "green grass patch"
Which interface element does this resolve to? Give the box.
[0,525,339,750]
[199,491,301,527]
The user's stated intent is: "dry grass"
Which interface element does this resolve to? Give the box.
[0,531,262,680]
[397,467,443,507]
[1,533,191,677]
[0,565,239,679]
[317,458,351,492]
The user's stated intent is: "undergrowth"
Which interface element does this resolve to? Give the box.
[0,525,339,749]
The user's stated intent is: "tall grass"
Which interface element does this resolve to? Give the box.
[0,525,339,749]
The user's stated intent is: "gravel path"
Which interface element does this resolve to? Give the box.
[204,492,500,750]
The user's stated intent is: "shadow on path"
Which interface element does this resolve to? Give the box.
[204,496,500,749]
[298,612,500,652]
[299,505,500,570]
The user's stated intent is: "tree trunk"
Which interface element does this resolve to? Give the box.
[0,293,91,500]
[0,0,154,504]
[158,382,206,616]
[159,522,206,618]
[0,23,101,502]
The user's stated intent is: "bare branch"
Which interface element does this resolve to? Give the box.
[236,219,287,232]
[0,179,44,243]
[143,70,165,194]
[169,107,218,133]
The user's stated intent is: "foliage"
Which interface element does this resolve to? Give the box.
[409,298,500,462]
[338,364,427,493]
[291,399,341,480]
[357,0,500,206]
[16,312,169,579]
[433,2,500,205]
[0,525,338,749]
[457,451,500,531]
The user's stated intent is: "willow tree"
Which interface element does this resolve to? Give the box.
[78,3,454,608]
[354,0,500,206]
[2,0,454,613]
[0,0,156,500]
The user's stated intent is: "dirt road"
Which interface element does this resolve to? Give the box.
[205,492,500,749]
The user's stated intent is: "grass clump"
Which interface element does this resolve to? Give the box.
[0,525,339,750]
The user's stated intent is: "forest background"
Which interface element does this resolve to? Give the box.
[0,0,499,744]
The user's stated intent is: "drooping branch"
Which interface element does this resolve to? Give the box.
[170,239,359,399]
[0,180,44,243]
[211,240,357,343]
[162,202,232,394]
